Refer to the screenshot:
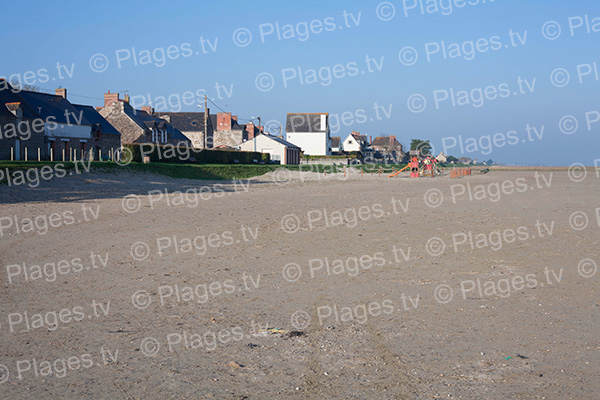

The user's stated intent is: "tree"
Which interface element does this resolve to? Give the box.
[446,155,459,163]
[410,139,432,156]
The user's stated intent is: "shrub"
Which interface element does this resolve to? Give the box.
[121,144,268,164]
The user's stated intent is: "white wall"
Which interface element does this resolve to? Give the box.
[240,135,287,163]
[342,134,361,152]
[286,132,329,155]
[46,124,92,139]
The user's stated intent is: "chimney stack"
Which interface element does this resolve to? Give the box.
[246,122,255,140]
[104,91,120,108]
[389,135,396,146]
[55,88,67,99]
[217,112,232,130]
[141,106,154,115]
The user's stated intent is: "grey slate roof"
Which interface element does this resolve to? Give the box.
[286,113,327,133]
[72,104,120,135]
[18,90,92,126]
[123,106,191,143]
[0,81,43,120]
[155,112,209,132]
[371,136,401,147]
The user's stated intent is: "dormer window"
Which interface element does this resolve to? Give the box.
[5,102,23,118]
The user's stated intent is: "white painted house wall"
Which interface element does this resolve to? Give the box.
[341,134,362,152]
[240,135,287,163]
[285,132,330,156]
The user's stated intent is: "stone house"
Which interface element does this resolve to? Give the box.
[99,91,191,146]
[211,112,265,149]
[154,111,212,149]
[371,135,404,163]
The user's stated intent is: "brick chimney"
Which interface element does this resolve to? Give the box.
[389,135,396,146]
[55,88,67,99]
[217,112,232,130]
[141,106,154,115]
[370,135,373,143]
[104,91,120,108]
[246,122,255,140]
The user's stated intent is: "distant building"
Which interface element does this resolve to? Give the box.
[436,152,447,163]
[155,111,212,149]
[458,157,473,165]
[341,131,369,153]
[370,135,404,162]
[239,134,301,164]
[331,136,341,153]
[286,113,330,155]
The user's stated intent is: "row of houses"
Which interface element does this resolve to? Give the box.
[1,81,407,165]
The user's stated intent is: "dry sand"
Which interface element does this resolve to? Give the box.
[0,169,598,399]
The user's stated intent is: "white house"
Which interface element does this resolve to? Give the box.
[285,113,330,156]
[240,134,301,165]
[436,152,447,163]
[341,131,369,153]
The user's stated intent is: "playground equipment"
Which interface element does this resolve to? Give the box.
[388,153,445,178]
[388,165,409,178]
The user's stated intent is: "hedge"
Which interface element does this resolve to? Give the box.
[121,144,269,164]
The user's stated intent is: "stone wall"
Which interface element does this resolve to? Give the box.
[213,129,245,148]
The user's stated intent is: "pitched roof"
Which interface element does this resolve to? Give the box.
[331,137,340,147]
[18,90,92,126]
[71,104,120,135]
[155,112,208,132]
[123,107,190,143]
[371,136,401,147]
[253,134,301,149]
[286,113,328,133]
[0,82,42,120]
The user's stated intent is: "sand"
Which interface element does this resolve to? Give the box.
[0,169,598,399]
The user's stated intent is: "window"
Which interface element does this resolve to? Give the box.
[151,129,156,142]
[161,130,166,143]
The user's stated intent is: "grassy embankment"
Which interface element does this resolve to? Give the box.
[0,160,478,182]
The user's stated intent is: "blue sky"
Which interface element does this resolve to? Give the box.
[2,0,599,165]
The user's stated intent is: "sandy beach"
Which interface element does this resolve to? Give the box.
[0,169,598,399]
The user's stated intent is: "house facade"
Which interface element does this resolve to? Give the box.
[155,111,212,149]
[371,135,404,163]
[239,134,301,165]
[0,81,46,160]
[72,104,121,160]
[341,131,369,153]
[286,113,330,155]
[331,137,341,153]
[211,112,249,149]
